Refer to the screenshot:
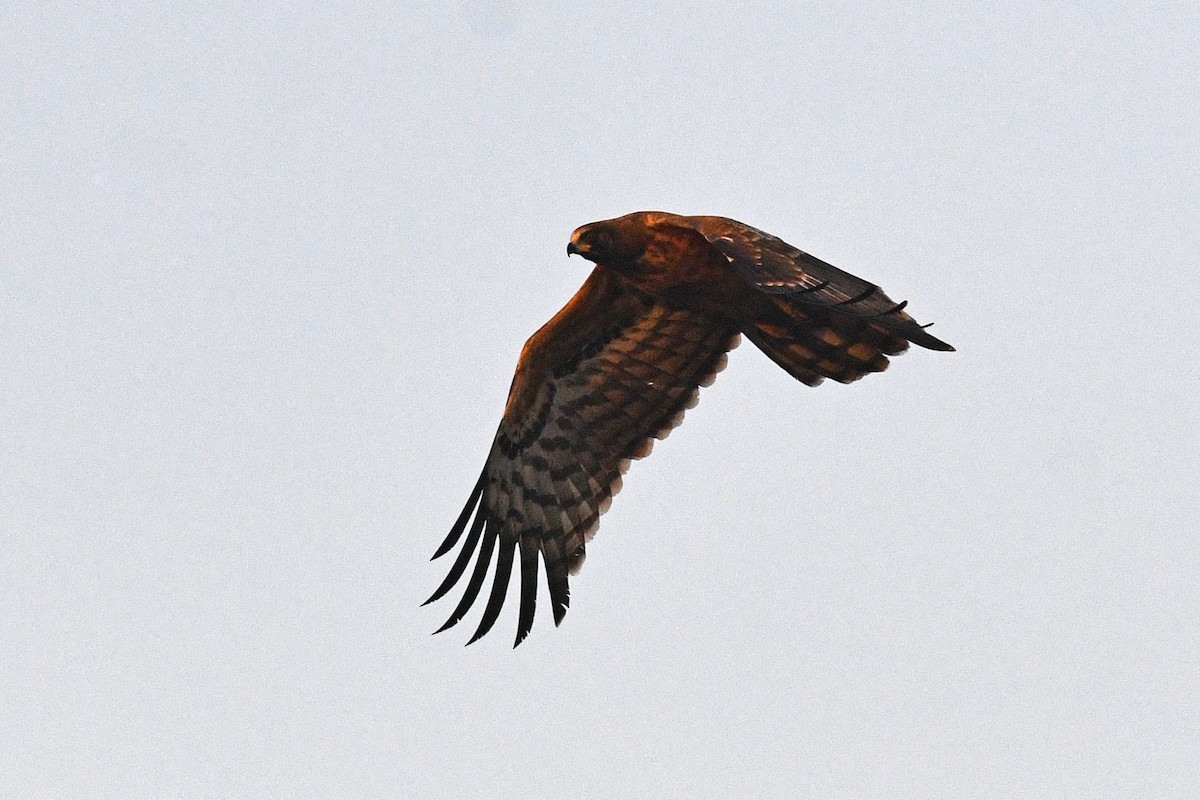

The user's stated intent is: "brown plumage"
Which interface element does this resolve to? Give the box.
[426,211,954,646]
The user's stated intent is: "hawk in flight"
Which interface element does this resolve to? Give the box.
[426,212,953,646]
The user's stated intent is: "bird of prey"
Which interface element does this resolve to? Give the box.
[426,211,954,646]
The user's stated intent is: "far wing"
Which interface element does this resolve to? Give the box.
[426,268,739,647]
[686,215,953,352]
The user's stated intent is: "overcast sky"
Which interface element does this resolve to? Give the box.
[3,2,1198,798]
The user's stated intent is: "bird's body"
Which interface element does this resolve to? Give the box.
[426,211,954,646]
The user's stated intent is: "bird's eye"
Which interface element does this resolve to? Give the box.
[587,230,612,252]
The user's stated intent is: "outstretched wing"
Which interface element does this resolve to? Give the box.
[670,215,953,387]
[685,215,954,353]
[426,268,739,647]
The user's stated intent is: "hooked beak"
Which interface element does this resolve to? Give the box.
[566,241,580,256]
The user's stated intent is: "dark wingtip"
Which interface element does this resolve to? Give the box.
[836,285,880,306]
[423,507,487,606]
[902,321,950,352]
[912,324,956,352]
[513,539,539,648]
[466,538,516,645]
[547,567,570,627]
[872,299,908,317]
[432,524,497,638]
[432,468,487,560]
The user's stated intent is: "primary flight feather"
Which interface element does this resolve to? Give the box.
[426,211,954,647]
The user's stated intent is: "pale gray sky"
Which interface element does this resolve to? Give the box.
[3,2,1198,798]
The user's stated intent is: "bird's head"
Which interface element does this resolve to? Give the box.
[566,222,618,263]
[567,214,659,267]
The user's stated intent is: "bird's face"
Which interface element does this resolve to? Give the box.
[567,216,651,268]
[566,224,617,262]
